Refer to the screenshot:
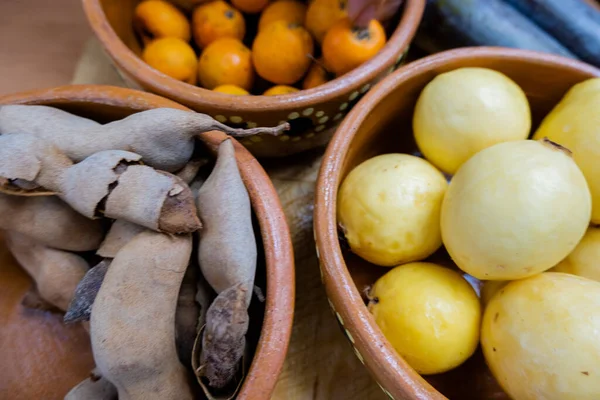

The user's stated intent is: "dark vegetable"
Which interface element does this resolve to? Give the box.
[417,0,577,58]
[504,0,600,66]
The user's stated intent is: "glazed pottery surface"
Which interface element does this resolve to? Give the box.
[82,0,425,158]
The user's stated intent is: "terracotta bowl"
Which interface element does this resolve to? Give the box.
[0,84,294,400]
[313,47,600,400]
[82,0,425,158]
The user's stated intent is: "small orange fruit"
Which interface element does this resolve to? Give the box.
[198,37,254,90]
[258,0,307,31]
[232,0,269,14]
[213,84,250,95]
[263,85,300,95]
[192,0,246,49]
[322,18,386,76]
[302,59,332,89]
[142,37,198,84]
[252,21,314,85]
[134,0,191,43]
[305,0,347,43]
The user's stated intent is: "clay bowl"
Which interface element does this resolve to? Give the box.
[314,47,600,399]
[82,0,425,158]
[0,84,294,399]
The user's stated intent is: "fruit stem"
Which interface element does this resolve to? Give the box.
[538,137,573,157]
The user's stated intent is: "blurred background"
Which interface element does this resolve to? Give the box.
[0,0,90,95]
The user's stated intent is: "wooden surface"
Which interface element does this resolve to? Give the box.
[0,0,91,95]
[0,1,388,395]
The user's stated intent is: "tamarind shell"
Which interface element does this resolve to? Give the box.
[64,259,111,324]
[104,166,201,233]
[197,283,250,389]
[61,150,141,219]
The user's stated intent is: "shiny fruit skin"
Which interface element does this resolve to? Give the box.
[441,139,591,280]
[252,21,314,85]
[142,37,198,84]
[198,38,254,90]
[337,154,448,267]
[192,0,246,49]
[232,0,269,14]
[134,0,191,42]
[552,226,600,282]
[258,0,307,31]
[213,84,250,95]
[413,67,531,175]
[263,85,299,95]
[322,18,386,76]
[305,0,347,43]
[533,78,600,223]
[482,272,600,400]
[369,262,481,375]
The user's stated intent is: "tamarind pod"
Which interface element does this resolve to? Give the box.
[96,220,146,258]
[0,193,104,251]
[91,231,194,400]
[104,166,201,233]
[64,369,118,400]
[64,260,111,324]
[176,265,200,367]
[197,283,250,389]
[0,134,71,195]
[62,151,201,232]
[0,105,100,135]
[0,135,201,234]
[0,106,289,172]
[197,139,257,306]
[176,158,209,185]
[5,232,89,312]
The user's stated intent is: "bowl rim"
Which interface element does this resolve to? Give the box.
[313,47,600,400]
[0,84,296,400]
[82,0,425,112]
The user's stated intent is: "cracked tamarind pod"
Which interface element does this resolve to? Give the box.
[91,230,194,400]
[0,105,289,172]
[5,231,89,312]
[0,134,200,234]
[0,193,104,251]
[193,139,257,390]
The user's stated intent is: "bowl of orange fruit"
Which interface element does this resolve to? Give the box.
[83,0,425,157]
